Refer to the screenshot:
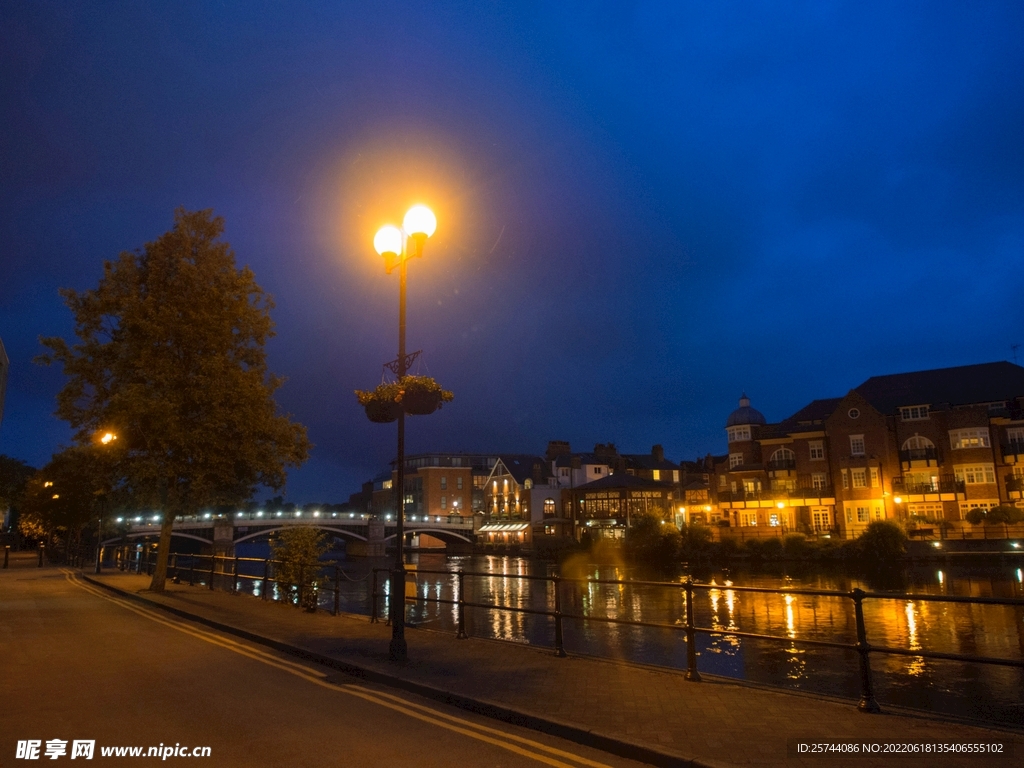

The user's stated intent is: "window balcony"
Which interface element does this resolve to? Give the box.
[1001,440,1024,459]
[892,475,964,494]
[1005,475,1024,493]
[766,458,797,471]
[899,447,938,463]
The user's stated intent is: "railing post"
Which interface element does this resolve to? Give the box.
[209,555,216,590]
[684,578,702,681]
[456,571,468,639]
[189,556,196,587]
[262,559,270,601]
[553,576,566,657]
[370,569,379,623]
[852,588,880,713]
[333,565,340,616]
[232,556,240,594]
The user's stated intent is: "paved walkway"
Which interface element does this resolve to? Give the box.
[86,571,1020,768]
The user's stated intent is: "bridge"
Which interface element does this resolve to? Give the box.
[104,511,478,556]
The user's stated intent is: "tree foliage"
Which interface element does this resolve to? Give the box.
[39,208,310,590]
[271,526,329,610]
[624,512,681,565]
[0,455,35,529]
[855,520,908,563]
[17,447,106,550]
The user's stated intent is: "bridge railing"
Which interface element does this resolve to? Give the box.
[113,548,362,616]
[371,566,1024,714]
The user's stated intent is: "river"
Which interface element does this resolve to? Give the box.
[229,543,1024,727]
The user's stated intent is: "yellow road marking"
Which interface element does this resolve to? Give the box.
[63,571,616,768]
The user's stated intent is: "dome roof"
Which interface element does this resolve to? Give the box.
[726,393,766,427]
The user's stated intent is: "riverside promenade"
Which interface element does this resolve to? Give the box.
[86,570,1019,768]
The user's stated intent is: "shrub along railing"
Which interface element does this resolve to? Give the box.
[371,567,1024,714]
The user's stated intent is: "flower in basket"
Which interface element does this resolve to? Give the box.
[396,375,454,416]
[355,382,403,423]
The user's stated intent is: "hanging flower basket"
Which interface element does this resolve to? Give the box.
[355,376,453,423]
[399,375,454,416]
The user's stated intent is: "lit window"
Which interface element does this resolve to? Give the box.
[869,468,879,488]
[900,405,930,421]
[841,469,849,489]
[850,435,865,457]
[811,473,827,490]
[949,428,990,450]
[857,506,870,522]
[954,465,996,484]
[652,469,661,481]
[809,441,824,460]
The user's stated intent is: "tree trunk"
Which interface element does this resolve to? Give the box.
[149,518,174,592]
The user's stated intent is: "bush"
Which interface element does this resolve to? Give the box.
[856,520,908,563]
[758,537,783,560]
[987,505,1024,525]
[964,508,987,525]
[625,512,680,564]
[782,533,811,559]
[679,522,713,560]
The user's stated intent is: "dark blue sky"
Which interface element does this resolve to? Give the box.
[2,2,1023,502]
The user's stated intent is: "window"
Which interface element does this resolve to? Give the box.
[770,448,795,467]
[849,435,865,457]
[809,441,824,460]
[954,465,996,484]
[848,408,860,419]
[673,470,680,483]
[729,453,743,469]
[457,476,463,490]
[841,469,849,489]
[742,512,758,526]
[440,476,447,490]
[1008,428,1024,445]
[743,479,760,494]
[900,405,930,421]
[870,467,879,488]
[857,506,870,522]
[768,513,780,527]
[382,479,393,490]
[960,500,998,518]
[593,466,603,475]
[727,426,751,443]
[811,473,827,491]
[719,474,727,488]
[543,498,555,518]
[652,470,661,481]
[811,508,831,532]
[559,468,569,477]
[852,469,867,488]
[544,525,556,535]
[441,495,447,509]
[949,428,990,450]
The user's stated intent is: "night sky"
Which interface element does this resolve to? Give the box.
[3,2,1023,502]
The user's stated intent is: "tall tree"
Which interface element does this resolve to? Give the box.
[0,455,35,531]
[40,208,310,590]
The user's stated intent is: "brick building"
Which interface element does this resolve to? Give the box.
[712,362,1024,538]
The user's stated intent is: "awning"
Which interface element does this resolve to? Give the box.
[478,522,530,532]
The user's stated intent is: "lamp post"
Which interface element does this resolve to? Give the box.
[374,205,437,663]
[94,431,117,574]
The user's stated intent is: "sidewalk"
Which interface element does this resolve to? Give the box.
[85,571,1020,768]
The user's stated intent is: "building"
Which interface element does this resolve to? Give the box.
[570,472,678,541]
[712,362,1024,538]
[480,455,552,547]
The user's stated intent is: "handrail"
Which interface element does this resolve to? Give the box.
[370,566,1024,714]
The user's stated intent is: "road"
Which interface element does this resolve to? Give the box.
[0,565,648,767]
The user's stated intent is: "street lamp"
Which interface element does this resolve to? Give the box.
[94,431,117,574]
[374,204,436,662]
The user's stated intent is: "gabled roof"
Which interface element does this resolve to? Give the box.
[854,361,1024,414]
[760,397,843,438]
[494,455,550,484]
[552,453,612,468]
[574,473,670,492]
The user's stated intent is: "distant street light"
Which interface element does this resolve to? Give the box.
[373,204,436,663]
[94,430,118,574]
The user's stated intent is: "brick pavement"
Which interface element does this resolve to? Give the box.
[85,571,1020,768]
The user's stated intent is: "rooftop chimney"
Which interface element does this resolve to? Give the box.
[652,444,664,462]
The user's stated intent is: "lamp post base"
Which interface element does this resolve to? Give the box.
[388,567,407,662]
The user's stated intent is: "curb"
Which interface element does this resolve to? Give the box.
[82,573,727,768]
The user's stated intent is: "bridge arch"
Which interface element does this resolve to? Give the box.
[383,527,474,545]
[101,531,211,547]
[233,525,367,544]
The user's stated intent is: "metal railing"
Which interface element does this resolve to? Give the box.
[892,475,964,494]
[371,567,1024,714]
[899,447,939,463]
[111,548,354,616]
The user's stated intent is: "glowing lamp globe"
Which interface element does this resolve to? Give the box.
[403,205,437,239]
[373,225,403,259]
